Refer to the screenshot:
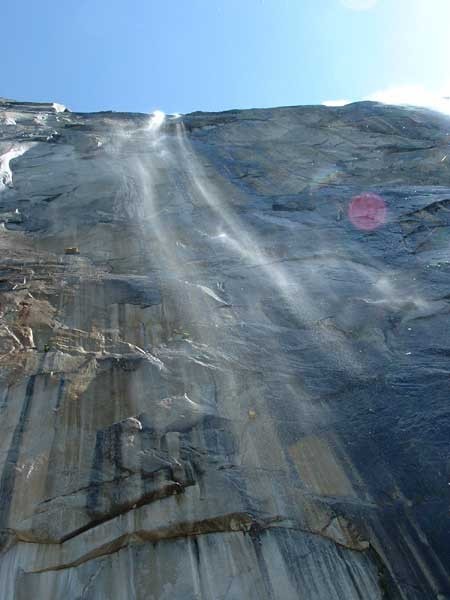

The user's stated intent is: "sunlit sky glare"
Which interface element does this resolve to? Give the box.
[3,0,450,114]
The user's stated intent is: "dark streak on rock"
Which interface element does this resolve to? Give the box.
[249,527,276,600]
[0,375,36,546]
[86,429,105,519]
[54,377,65,411]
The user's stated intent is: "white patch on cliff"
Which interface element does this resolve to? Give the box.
[322,99,351,107]
[0,144,32,191]
[52,102,67,113]
[0,113,17,125]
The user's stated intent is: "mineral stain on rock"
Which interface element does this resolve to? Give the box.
[0,97,450,598]
[0,375,36,547]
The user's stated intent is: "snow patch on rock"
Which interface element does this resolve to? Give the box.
[0,144,32,190]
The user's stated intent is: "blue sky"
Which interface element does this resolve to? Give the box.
[3,0,450,114]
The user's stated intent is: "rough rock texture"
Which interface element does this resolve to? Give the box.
[0,97,450,598]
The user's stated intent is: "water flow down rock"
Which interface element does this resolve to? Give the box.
[0,97,450,598]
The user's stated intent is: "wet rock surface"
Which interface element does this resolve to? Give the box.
[0,97,450,598]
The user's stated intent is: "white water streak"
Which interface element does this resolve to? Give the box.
[173,123,366,373]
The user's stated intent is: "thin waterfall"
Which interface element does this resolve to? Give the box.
[172,121,365,375]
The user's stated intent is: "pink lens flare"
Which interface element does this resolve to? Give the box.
[348,192,387,231]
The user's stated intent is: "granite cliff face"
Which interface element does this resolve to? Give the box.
[0,97,450,599]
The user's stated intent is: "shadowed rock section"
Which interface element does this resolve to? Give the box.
[0,97,450,598]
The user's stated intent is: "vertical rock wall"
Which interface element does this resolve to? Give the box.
[0,98,450,598]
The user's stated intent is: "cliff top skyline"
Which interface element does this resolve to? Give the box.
[4,0,450,115]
